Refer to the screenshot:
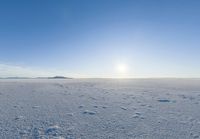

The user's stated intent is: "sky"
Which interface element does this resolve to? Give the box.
[0,0,200,78]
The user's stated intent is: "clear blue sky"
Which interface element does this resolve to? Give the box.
[0,0,200,78]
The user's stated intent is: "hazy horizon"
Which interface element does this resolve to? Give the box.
[1,0,200,78]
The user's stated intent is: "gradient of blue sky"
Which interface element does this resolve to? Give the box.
[0,0,200,78]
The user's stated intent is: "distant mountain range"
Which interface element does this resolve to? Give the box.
[0,76,73,79]
[40,76,72,79]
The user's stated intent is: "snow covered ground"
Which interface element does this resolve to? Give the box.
[0,79,200,139]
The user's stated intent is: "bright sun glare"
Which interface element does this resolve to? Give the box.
[116,64,128,74]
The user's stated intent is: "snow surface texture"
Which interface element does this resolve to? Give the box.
[0,79,200,139]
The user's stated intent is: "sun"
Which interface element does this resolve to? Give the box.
[116,64,128,74]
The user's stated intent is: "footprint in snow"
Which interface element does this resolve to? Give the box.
[147,105,153,108]
[140,104,146,107]
[135,112,141,116]
[45,125,65,138]
[32,128,43,139]
[104,91,109,94]
[190,133,199,139]
[120,107,127,110]
[45,125,60,134]
[193,135,199,139]
[122,97,128,100]
[102,106,107,109]
[188,96,195,100]
[79,95,84,97]
[14,116,24,120]
[157,99,170,103]
[19,130,30,137]
[132,112,143,119]
[78,105,84,109]
[89,97,97,100]
[54,83,64,88]
[178,94,187,99]
[66,113,74,116]
[132,115,140,118]
[83,110,96,115]
[32,106,40,109]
